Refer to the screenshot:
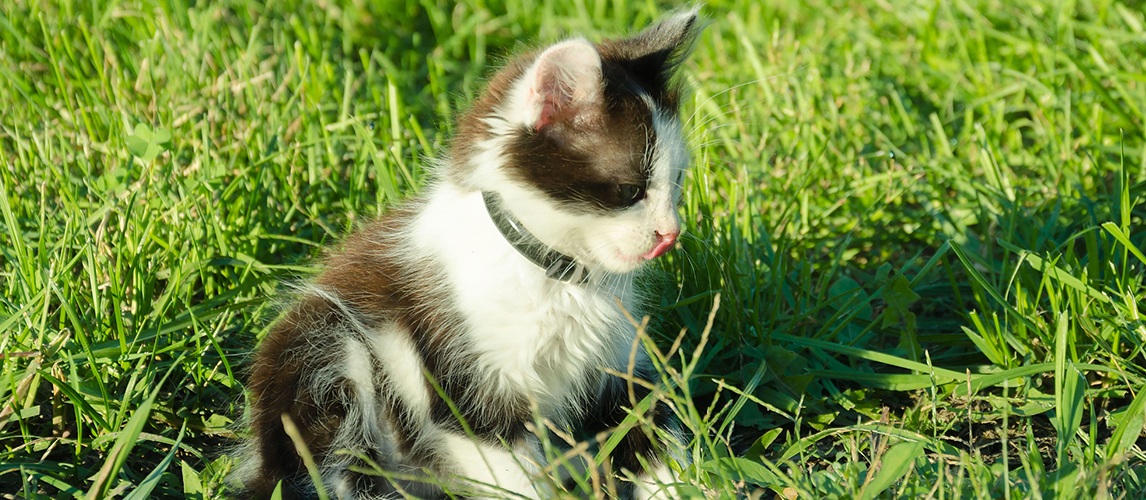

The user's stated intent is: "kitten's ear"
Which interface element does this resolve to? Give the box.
[615,7,706,88]
[527,39,602,131]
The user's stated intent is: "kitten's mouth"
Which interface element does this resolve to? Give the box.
[640,231,679,260]
[641,243,672,260]
[612,237,677,266]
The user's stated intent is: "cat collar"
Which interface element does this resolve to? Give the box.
[482,191,590,284]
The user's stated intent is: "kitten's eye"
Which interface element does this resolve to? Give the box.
[618,183,647,206]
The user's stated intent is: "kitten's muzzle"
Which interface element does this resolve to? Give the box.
[641,230,679,260]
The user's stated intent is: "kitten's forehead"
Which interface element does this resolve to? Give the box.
[504,85,663,213]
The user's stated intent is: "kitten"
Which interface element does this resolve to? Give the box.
[232,8,704,500]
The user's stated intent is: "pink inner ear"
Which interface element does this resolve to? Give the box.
[534,66,572,131]
[529,41,600,131]
[536,99,558,131]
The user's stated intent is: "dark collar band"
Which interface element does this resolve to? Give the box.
[482,191,589,284]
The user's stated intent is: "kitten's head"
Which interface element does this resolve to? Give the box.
[451,8,705,274]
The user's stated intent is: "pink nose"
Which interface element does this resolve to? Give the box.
[642,231,679,260]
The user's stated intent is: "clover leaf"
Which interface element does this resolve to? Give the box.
[126,124,172,163]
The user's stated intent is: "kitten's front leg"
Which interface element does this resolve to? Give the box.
[586,374,689,500]
[627,418,688,500]
[630,439,688,500]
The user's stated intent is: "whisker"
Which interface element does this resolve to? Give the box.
[683,67,809,129]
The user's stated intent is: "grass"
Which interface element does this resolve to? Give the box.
[1,0,1145,498]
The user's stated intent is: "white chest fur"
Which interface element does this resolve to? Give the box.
[410,183,639,419]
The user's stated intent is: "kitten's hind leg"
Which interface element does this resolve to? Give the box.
[437,432,546,500]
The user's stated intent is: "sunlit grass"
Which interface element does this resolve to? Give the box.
[1,0,1144,498]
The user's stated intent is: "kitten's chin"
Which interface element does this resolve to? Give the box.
[587,247,651,275]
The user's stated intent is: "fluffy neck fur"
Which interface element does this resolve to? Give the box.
[407,181,640,421]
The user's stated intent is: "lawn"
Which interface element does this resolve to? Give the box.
[1,0,1145,498]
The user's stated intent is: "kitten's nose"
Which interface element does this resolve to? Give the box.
[642,230,680,260]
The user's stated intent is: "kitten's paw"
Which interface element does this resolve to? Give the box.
[632,462,685,500]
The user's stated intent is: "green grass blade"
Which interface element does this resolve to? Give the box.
[1101,222,1146,267]
[122,422,188,500]
[84,386,158,500]
[859,440,925,500]
[1107,388,1146,460]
